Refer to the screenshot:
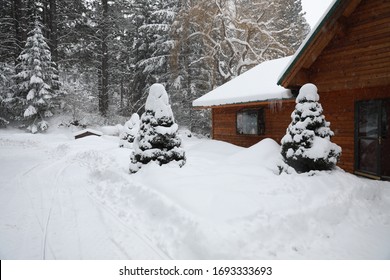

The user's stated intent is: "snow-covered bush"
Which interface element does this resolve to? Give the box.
[119,113,140,148]
[281,83,341,173]
[129,84,186,173]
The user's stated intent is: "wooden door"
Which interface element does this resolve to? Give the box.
[356,99,390,180]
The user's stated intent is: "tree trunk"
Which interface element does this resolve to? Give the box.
[12,0,23,62]
[49,0,58,65]
[120,78,124,110]
[99,0,109,116]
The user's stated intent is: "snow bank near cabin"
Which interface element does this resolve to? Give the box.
[101,124,124,136]
[0,129,390,260]
[226,138,283,174]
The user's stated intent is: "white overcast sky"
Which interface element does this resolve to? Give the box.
[301,0,335,28]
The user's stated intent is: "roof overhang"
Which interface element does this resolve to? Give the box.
[278,0,362,88]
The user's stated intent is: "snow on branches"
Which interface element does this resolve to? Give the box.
[13,20,59,133]
[129,83,185,173]
[281,83,341,173]
[119,113,140,149]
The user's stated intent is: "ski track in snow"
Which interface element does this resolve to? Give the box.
[0,132,168,259]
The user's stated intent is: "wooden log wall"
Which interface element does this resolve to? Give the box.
[308,0,390,92]
[211,0,390,174]
[320,86,390,173]
[212,85,390,173]
[305,0,390,172]
[212,101,295,148]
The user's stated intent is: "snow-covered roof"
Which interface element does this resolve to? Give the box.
[192,56,293,108]
[73,128,103,137]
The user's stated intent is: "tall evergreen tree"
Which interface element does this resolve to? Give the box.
[127,0,152,113]
[138,0,178,85]
[0,0,16,63]
[127,0,180,114]
[169,0,213,134]
[13,19,59,132]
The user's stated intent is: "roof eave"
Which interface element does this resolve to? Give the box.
[277,0,343,87]
[192,97,296,109]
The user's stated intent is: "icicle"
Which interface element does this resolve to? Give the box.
[268,99,283,113]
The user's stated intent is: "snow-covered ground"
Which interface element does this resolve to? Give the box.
[1,127,390,259]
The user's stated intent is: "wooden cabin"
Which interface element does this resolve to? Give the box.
[278,0,390,179]
[193,56,296,147]
[193,0,390,180]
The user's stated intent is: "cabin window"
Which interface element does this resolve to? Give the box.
[236,108,265,135]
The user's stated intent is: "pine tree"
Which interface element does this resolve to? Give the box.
[127,0,153,112]
[138,0,178,84]
[272,0,310,51]
[13,19,59,133]
[281,83,341,173]
[127,0,180,114]
[129,83,185,173]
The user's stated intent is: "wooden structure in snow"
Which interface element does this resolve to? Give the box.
[73,129,103,139]
[193,56,296,148]
[279,0,390,179]
[193,0,390,179]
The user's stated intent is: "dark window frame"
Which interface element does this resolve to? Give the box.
[236,108,265,135]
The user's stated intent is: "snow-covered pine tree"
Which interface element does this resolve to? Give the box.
[129,83,185,173]
[119,113,140,148]
[138,0,178,84]
[126,0,152,110]
[281,83,342,173]
[128,0,179,113]
[271,0,310,52]
[13,19,59,133]
[169,1,213,135]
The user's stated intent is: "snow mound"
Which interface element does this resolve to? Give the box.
[227,138,283,172]
[296,83,319,103]
[101,124,123,136]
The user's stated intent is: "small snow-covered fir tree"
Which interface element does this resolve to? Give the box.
[119,113,140,148]
[281,83,341,173]
[129,83,185,173]
[13,20,59,133]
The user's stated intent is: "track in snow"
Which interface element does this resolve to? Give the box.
[0,142,168,259]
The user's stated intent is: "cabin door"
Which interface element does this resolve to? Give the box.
[356,99,390,180]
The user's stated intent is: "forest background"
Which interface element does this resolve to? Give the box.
[0,0,309,134]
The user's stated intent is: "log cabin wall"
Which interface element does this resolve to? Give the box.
[289,0,390,173]
[212,101,295,148]
[308,0,390,93]
[210,0,390,174]
[319,86,390,172]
